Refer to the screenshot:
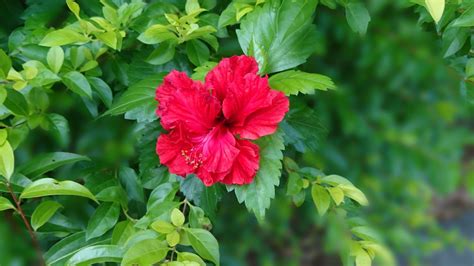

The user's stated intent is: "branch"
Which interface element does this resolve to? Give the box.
[7,183,45,266]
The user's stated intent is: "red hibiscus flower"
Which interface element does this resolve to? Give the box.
[155,55,289,186]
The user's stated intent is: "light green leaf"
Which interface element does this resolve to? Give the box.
[105,74,165,116]
[177,252,206,266]
[311,184,331,215]
[111,220,137,246]
[269,70,336,95]
[425,0,445,24]
[185,228,220,266]
[186,39,210,66]
[231,132,284,221]
[18,152,89,178]
[237,0,318,73]
[62,71,93,98]
[79,60,98,72]
[339,184,369,206]
[166,230,180,247]
[0,196,15,211]
[186,0,201,15]
[122,239,168,266]
[20,178,97,202]
[0,141,14,181]
[191,61,217,81]
[0,49,12,78]
[320,175,354,186]
[138,24,177,45]
[31,201,62,230]
[86,202,120,240]
[66,245,123,266]
[66,0,81,18]
[345,2,371,35]
[171,208,185,227]
[47,46,64,74]
[40,29,89,47]
[327,186,344,206]
[355,248,372,266]
[351,226,381,242]
[150,220,175,234]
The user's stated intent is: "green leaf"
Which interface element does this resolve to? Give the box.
[339,184,368,206]
[231,132,284,221]
[345,2,371,35]
[171,208,185,227]
[218,4,237,28]
[31,201,62,230]
[147,42,176,65]
[320,175,354,186]
[442,26,469,57]
[186,0,201,14]
[40,28,90,47]
[148,182,179,210]
[166,230,180,246]
[151,220,175,234]
[0,196,15,211]
[327,186,344,206]
[177,252,206,266]
[87,77,113,108]
[105,74,165,116]
[186,39,210,66]
[47,46,64,73]
[237,0,318,73]
[122,239,168,266]
[66,245,123,266]
[0,49,12,78]
[311,184,330,216]
[281,107,327,153]
[351,226,381,242]
[47,113,70,147]
[20,178,97,202]
[45,232,111,266]
[0,141,14,181]
[191,61,217,81]
[138,24,177,45]
[96,186,128,208]
[111,220,137,246]
[86,202,120,240]
[425,0,445,24]
[355,248,372,266]
[185,228,220,265]
[18,152,89,178]
[4,88,29,116]
[269,70,336,95]
[62,71,93,98]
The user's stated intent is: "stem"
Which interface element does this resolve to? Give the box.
[7,183,45,266]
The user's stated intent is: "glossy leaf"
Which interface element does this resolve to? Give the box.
[40,29,90,47]
[20,178,97,202]
[311,184,330,216]
[0,140,14,181]
[185,228,220,265]
[269,70,336,95]
[31,201,62,230]
[345,2,371,35]
[62,71,93,98]
[121,239,168,266]
[47,46,64,73]
[18,152,89,178]
[66,245,123,266]
[3,88,29,116]
[0,196,15,211]
[425,0,445,24]
[86,202,120,240]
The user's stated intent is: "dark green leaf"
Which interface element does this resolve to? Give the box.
[87,77,113,108]
[86,202,120,240]
[4,88,29,116]
[47,113,70,147]
[237,0,318,73]
[62,71,93,98]
[231,132,284,221]
[18,152,89,178]
[186,39,210,66]
[147,42,176,65]
[185,228,220,265]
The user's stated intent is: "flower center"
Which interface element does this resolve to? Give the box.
[181,147,203,169]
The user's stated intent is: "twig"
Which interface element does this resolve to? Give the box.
[7,183,45,266]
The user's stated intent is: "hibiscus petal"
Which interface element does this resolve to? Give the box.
[205,55,259,101]
[156,124,195,176]
[221,140,260,185]
[223,74,289,139]
[156,70,221,134]
[195,125,239,174]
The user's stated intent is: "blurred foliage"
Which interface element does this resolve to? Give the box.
[0,0,473,266]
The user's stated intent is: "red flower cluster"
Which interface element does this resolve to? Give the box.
[155,55,289,186]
